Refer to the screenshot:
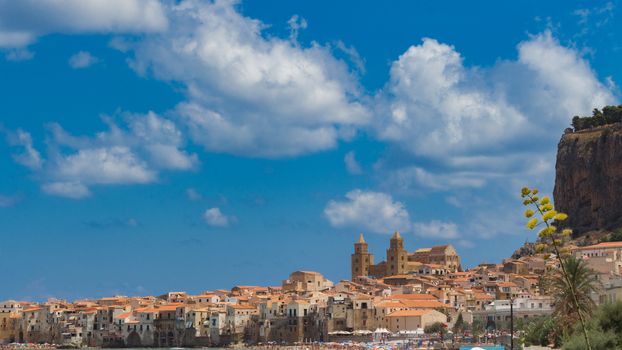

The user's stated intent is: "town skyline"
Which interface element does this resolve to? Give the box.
[1,0,621,301]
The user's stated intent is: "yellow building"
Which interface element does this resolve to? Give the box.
[572,241,622,276]
[385,309,447,332]
[0,312,18,343]
[351,234,374,280]
[386,232,408,276]
[409,245,461,272]
[350,233,462,280]
[282,271,333,292]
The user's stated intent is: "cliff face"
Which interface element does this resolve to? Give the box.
[554,124,622,234]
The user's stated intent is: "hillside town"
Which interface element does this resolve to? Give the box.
[1,233,621,348]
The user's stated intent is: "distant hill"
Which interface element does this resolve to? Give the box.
[554,114,622,236]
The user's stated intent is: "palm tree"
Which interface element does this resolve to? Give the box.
[549,256,600,330]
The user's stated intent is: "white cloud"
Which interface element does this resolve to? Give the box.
[127,0,370,157]
[376,37,527,158]
[12,112,197,199]
[324,189,411,234]
[383,166,486,192]
[324,189,462,240]
[0,0,168,48]
[376,31,616,161]
[573,2,615,29]
[505,31,615,126]
[5,48,34,61]
[126,112,198,170]
[287,14,307,42]
[42,181,91,199]
[0,194,21,207]
[203,207,232,227]
[68,51,98,68]
[375,31,617,198]
[344,151,362,175]
[186,188,202,201]
[6,129,42,169]
[456,239,475,249]
[52,146,155,185]
[412,220,459,239]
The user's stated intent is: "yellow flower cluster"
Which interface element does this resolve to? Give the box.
[521,186,572,255]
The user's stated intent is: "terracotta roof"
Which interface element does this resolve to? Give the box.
[115,312,133,319]
[421,263,445,269]
[496,282,518,287]
[157,305,180,312]
[376,301,404,308]
[573,242,622,250]
[228,304,257,310]
[400,300,451,309]
[23,307,42,312]
[474,293,494,300]
[383,274,414,280]
[414,248,431,253]
[390,294,436,301]
[232,286,266,290]
[135,307,159,313]
[430,245,450,253]
[386,310,430,317]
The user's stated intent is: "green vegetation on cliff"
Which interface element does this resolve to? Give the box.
[571,105,622,131]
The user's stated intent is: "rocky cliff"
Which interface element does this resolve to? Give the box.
[554,124,622,235]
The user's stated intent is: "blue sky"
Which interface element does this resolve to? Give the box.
[0,0,619,301]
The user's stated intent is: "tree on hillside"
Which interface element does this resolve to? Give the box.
[452,312,464,333]
[523,316,558,347]
[602,229,622,242]
[571,105,622,131]
[562,303,622,350]
[425,321,447,344]
[596,302,622,345]
[550,256,600,330]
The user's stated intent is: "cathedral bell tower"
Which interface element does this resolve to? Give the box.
[386,231,407,276]
[351,233,374,281]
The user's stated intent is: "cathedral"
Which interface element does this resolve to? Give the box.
[350,232,462,281]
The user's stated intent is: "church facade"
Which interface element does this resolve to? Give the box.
[351,232,462,281]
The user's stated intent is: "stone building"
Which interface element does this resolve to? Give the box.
[282,271,333,293]
[410,245,461,272]
[572,241,622,277]
[385,309,447,333]
[386,232,408,276]
[351,234,374,280]
[351,233,462,281]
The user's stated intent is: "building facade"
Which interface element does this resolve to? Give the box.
[351,233,462,281]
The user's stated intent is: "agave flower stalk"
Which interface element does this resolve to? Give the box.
[521,187,592,350]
